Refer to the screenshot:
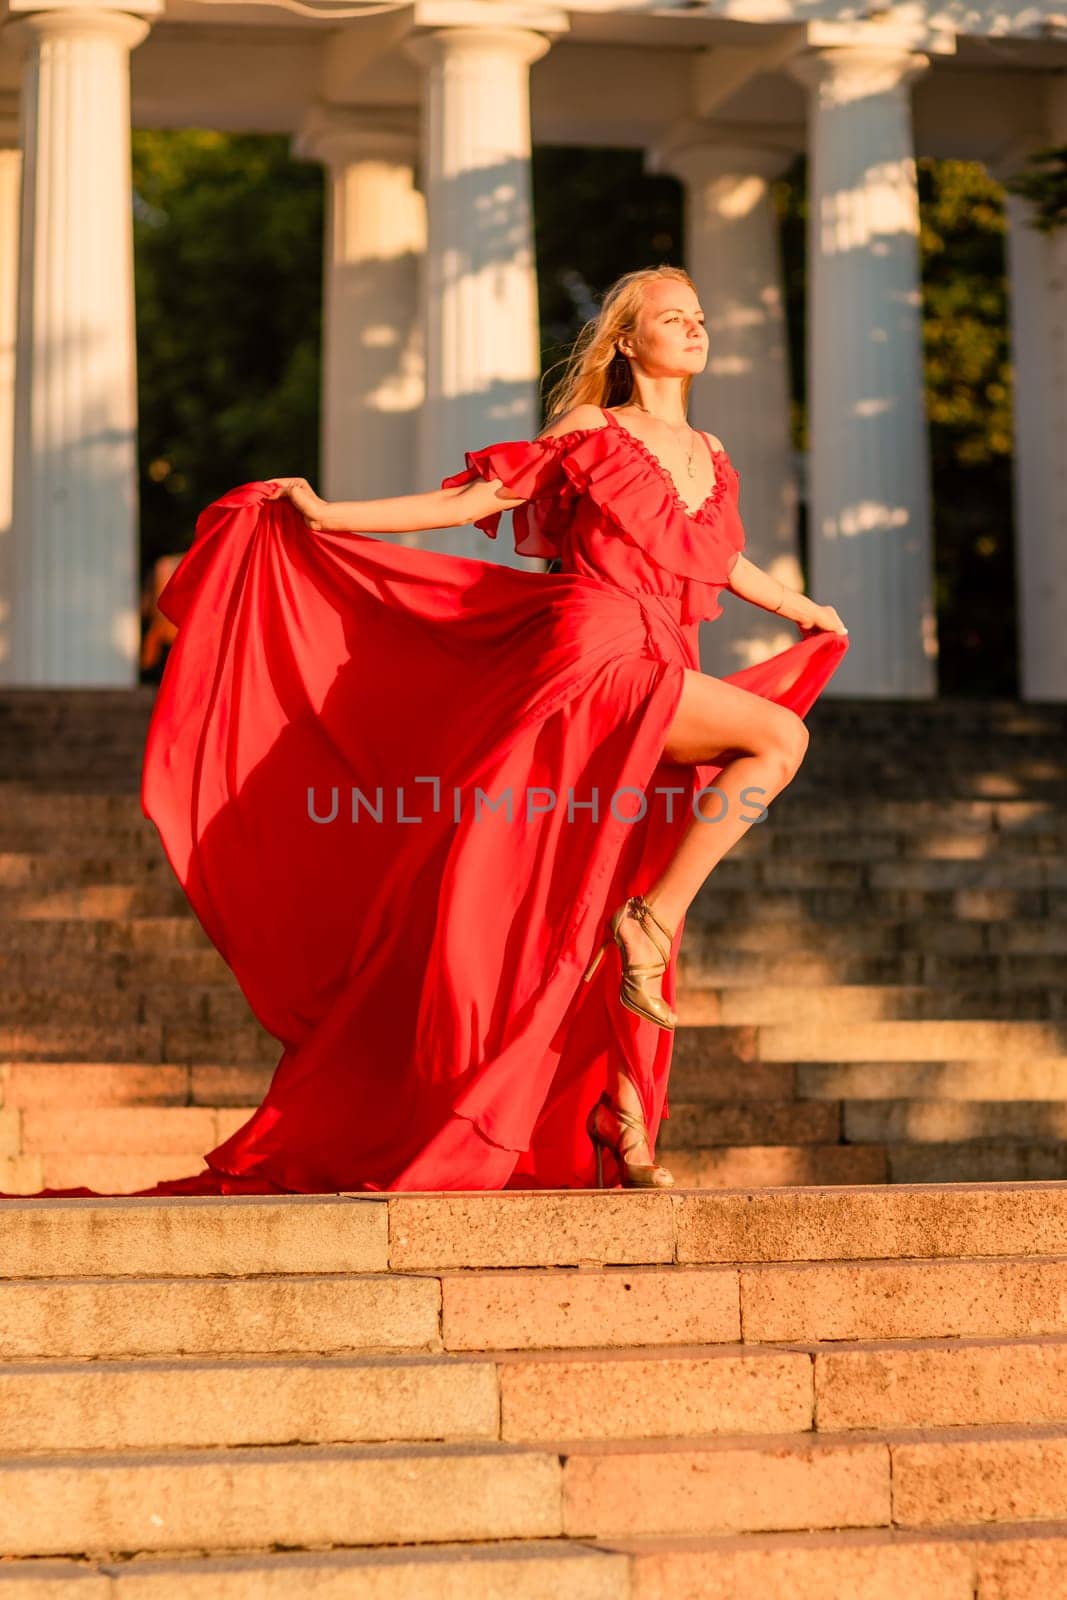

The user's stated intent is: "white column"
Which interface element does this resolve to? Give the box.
[0,96,21,682]
[648,134,801,676]
[786,45,935,697]
[404,25,552,559]
[3,7,150,686]
[994,97,1067,703]
[293,107,425,509]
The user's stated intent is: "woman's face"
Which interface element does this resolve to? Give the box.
[617,281,708,377]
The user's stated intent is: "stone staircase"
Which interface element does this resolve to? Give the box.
[0,687,1065,1191]
[3,687,1067,1591]
[4,1186,1067,1593]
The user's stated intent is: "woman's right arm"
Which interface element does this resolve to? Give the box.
[275,405,604,537]
[321,478,528,535]
[270,475,527,536]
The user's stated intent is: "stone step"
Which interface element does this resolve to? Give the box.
[606,1523,1067,1599]
[5,1186,1067,1278]
[0,787,1059,833]
[4,822,1067,864]
[885,1143,1067,1184]
[796,1059,1067,1102]
[840,1101,1067,1144]
[1,912,1062,961]
[0,884,188,918]
[747,1018,1067,1062]
[7,1249,1067,1360]
[0,851,174,888]
[0,1101,819,1157]
[17,1332,1067,1456]
[659,1101,840,1147]
[10,1421,1067,1556]
[761,828,1067,860]
[683,984,1067,1022]
[0,1151,213,1193]
[562,1421,1067,1537]
[11,947,1067,1003]
[6,846,1067,897]
[3,1524,1066,1600]
[0,1019,273,1063]
[0,1022,166,1063]
[0,1440,564,1557]
[9,1140,1067,1197]
[687,952,1067,986]
[0,1344,812,1453]
[0,948,231,989]
[0,915,209,954]
[0,1062,272,1108]
[6,846,1067,891]
[5,905,1067,961]
[0,1541,631,1599]
[5,1104,251,1154]
[701,918,1067,956]
[5,976,1067,1031]
[0,1264,738,1361]
[689,885,1067,922]
[0,1146,883,1198]
[0,988,254,1026]
[666,1143,890,1187]
[6,878,1067,927]
[8,1013,1065,1068]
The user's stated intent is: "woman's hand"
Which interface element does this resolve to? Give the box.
[266,477,327,531]
[800,603,849,638]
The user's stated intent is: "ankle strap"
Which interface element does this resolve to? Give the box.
[628,895,674,964]
[600,1091,648,1137]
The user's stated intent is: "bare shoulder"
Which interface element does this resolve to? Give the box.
[536,403,608,441]
[701,430,727,454]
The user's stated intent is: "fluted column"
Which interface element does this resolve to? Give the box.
[293,107,425,509]
[404,25,552,559]
[648,133,800,676]
[994,110,1067,703]
[786,45,936,696]
[0,96,21,682]
[3,8,150,686]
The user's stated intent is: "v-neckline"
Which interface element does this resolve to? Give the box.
[601,406,725,519]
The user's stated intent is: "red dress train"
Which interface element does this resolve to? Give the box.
[1,410,848,1196]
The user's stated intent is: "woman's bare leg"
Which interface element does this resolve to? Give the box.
[609,668,810,1162]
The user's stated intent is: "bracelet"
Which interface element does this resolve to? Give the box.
[773,581,787,615]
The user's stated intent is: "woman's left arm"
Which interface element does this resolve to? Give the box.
[727,555,848,637]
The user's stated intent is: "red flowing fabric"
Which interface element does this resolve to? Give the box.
[2,411,848,1196]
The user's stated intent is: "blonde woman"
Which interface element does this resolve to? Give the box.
[1,265,849,1204]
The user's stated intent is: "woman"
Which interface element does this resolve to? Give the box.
[3,264,849,1200]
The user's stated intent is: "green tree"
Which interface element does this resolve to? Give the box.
[132,130,323,573]
[1001,143,1067,233]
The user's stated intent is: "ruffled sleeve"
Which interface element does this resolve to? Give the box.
[440,432,584,560]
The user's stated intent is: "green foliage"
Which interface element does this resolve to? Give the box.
[132,130,324,571]
[531,146,684,405]
[917,158,1015,695]
[1001,143,1067,233]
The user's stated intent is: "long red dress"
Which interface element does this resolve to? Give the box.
[2,408,848,1196]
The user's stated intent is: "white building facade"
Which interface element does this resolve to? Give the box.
[0,0,1062,699]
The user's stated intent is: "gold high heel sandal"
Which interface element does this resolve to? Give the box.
[582,893,678,1030]
[586,1089,675,1189]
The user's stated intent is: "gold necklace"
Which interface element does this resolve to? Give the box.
[628,400,698,479]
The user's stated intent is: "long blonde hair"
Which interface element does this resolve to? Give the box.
[541,264,698,422]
